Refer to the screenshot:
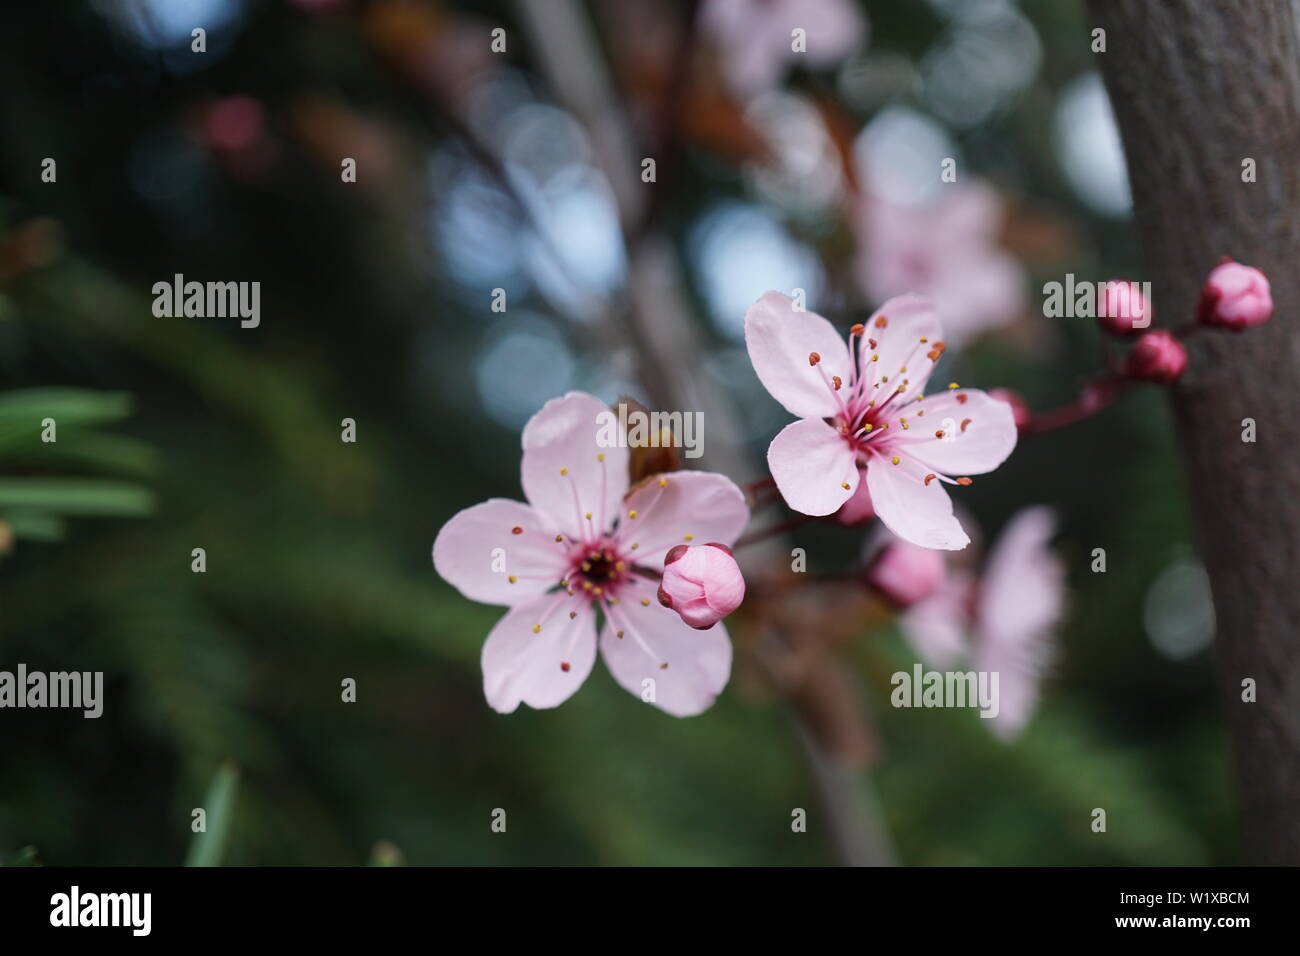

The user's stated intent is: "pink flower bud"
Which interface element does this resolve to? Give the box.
[988,388,1032,430]
[1097,279,1150,335]
[1126,330,1187,384]
[1197,259,1273,331]
[657,543,745,630]
[833,468,875,526]
[865,538,947,609]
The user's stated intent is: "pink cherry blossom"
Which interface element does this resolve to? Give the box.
[854,183,1026,347]
[1197,258,1273,331]
[701,0,866,100]
[432,392,749,717]
[744,291,1018,550]
[657,543,746,630]
[898,507,1066,740]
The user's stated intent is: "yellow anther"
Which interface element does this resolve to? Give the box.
[891,456,900,465]
[532,624,541,633]
[684,533,694,541]
[641,599,650,606]
[508,576,517,583]
[628,509,638,519]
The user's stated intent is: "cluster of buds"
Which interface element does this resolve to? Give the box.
[1096,258,1273,387]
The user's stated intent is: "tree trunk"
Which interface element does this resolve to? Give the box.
[1088,0,1300,863]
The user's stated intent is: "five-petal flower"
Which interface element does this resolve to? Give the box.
[433,392,749,716]
[744,291,1017,550]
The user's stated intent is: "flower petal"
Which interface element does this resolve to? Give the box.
[744,291,851,420]
[520,391,630,539]
[618,471,749,568]
[899,571,975,668]
[767,418,858,516]
[433,498,569,606]
[859,294,944,403]
[865,451,969,550]
[901,389,1017,476]
[599,601,732,717]
[481,593,597,713]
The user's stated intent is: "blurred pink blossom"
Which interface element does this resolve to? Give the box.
[899,507,1066,740]
[745,291,1018,550]
[854,183,1027,347]
[433,392,749,716]
[702,0,866,100]
[866,536,947,609]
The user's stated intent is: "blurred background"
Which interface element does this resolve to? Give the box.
[0,0,1231,865]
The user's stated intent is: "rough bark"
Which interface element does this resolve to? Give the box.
[1088,0,1300,863]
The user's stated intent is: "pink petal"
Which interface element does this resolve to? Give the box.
[865,451,969,550]
[520,391,629,540]
[599,602,732,717]
[481,593,597,713]
[618,471,749,568]
[974,507,1065,740]
[925,249,1026,345]
[901,389,1017,476]
[744,291,852,420]
[899,571,976,668]
[860,294,944,398]
[767,417,858,516]
[433,498,569,606]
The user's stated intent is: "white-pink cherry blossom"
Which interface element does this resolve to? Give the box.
[432,392,749,717]
[899,507,1066,741]
[744,291,1018,550]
